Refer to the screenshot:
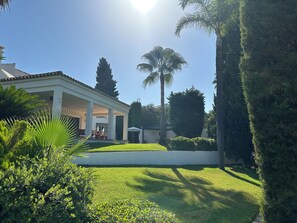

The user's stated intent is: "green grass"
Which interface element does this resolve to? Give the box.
[87,143,167,152]
[90,166,261,223]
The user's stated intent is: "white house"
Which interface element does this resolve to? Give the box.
[0,46,130,140]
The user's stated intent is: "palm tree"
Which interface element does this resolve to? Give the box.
[0,0,10,9]
[175,0,236,170]
[137,46,187,145]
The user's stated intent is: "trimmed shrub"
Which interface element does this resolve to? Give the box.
[0,154,94,223]
[89,199,180,223]
[168,87,205,138]
[169,136,217,151]
[192,137,217,151]
[169,136,196,151]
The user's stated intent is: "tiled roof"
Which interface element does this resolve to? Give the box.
[0,71,129,107]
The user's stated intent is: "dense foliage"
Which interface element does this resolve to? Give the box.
[89,199,180,223]
[141,104,160,127]
[221,1,254,165]
[137,46,186,145]
[0,113,93,222]
[0,85,45,120]
[240,0,297,221]
[205,110,216,139]
[168,87,205,138]
[169,136,216,151]
[0,154,93,223]
[128,101,142,128]
[95,57,119,99]
[0,120,31,169]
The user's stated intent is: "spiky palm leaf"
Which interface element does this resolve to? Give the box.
[176,0,236,36]
[27,110,88,157]
[3,110,88,162]
[0,85,45,120]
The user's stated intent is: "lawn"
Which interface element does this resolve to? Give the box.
[87,143,167,152]
[91,166,261,223]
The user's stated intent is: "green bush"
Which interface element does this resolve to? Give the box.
[169,136,217,151]
[192,137,217,151]
[169,136,196,151]
[0,154,93,223]
[88,199,180,223]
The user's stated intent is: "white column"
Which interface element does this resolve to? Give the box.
[52,87,63,118]
[108,108,115,140]
[85,101,93,137]
[123,114,128,141]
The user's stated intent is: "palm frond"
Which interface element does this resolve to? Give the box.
[164,73,174,86]
[175,12,215,36]
[0,0,10,9]
[137,63,153,73]
[142,52,157,68]
[65,137,89,157]
[179,0,209,10]
[143,72,159,88]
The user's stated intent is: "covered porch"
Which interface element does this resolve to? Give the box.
[0,71,130,140]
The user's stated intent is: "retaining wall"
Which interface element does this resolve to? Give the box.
[72,151,236,166]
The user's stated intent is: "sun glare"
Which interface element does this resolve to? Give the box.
[131,0,156,13]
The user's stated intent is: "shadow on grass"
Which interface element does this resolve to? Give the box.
[127,168,259,223]
[224,169,261,187]
[229,166,260,181]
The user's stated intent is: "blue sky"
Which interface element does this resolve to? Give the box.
[0,0,216,111]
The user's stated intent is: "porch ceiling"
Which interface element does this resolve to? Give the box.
[33,91,109,116]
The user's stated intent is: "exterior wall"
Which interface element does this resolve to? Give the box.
[72,151,238,166]
[141,129,176,143]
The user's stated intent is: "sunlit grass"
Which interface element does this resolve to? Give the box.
[88,143,167,152]
[91,166,261,223]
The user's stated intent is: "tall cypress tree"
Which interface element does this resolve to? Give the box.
[95,57,119,99]
[221,0,254,165]
[240,0,297,221]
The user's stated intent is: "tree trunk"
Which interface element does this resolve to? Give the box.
[216,35,225,170]
[159,73,166,145]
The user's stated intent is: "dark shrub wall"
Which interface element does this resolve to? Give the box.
[240,0,297,222]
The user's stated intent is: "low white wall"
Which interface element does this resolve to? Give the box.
[72,151,231,166]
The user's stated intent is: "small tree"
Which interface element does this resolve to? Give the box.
[168,87,205,138]
[95,57,119,99]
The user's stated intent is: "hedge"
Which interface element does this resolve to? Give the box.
[89,199,180,223]
[240,0,297,222]
[169,136,217,151]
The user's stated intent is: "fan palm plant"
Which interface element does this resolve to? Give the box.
[0,111,88,169]
[137,46,186,145]
[176,0,237,170]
